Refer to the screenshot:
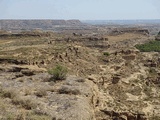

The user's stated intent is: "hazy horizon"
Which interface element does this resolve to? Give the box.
[0,19,160,20]
[0,19,160,21]
[0,0,160,20]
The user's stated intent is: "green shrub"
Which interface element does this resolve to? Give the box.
[103,52,110,56]
[48,64,68,81]
[135,41,160,52]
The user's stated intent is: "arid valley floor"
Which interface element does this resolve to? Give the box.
[0,20,160,120]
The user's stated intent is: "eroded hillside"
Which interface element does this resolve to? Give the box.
[0,28,160,120]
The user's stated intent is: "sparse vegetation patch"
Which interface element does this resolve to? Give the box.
[135,41,160,52]
[12,97,37,110]
[48,64,68,81]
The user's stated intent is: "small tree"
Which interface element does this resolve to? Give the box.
[48,64,68,81]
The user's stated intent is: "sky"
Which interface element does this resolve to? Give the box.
[0,0,160,20]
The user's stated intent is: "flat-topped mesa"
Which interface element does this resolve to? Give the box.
[0,19,83,30]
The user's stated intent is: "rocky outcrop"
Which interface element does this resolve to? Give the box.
[0,31,51,38]
[122,54,136,61]
[100,109,147,120]
[109,28,149,36]
[0,58,27,65]
[54,36,109,48]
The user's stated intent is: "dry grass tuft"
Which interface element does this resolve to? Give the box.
[34,88,47,97]
[12,97,37,110]
[0,88,17,99]
[24,88,32,96]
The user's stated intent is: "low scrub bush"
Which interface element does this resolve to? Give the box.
[48,64,68,81]
[0,88,17,99]
[103,52,110,56]
[12,97,37,110]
